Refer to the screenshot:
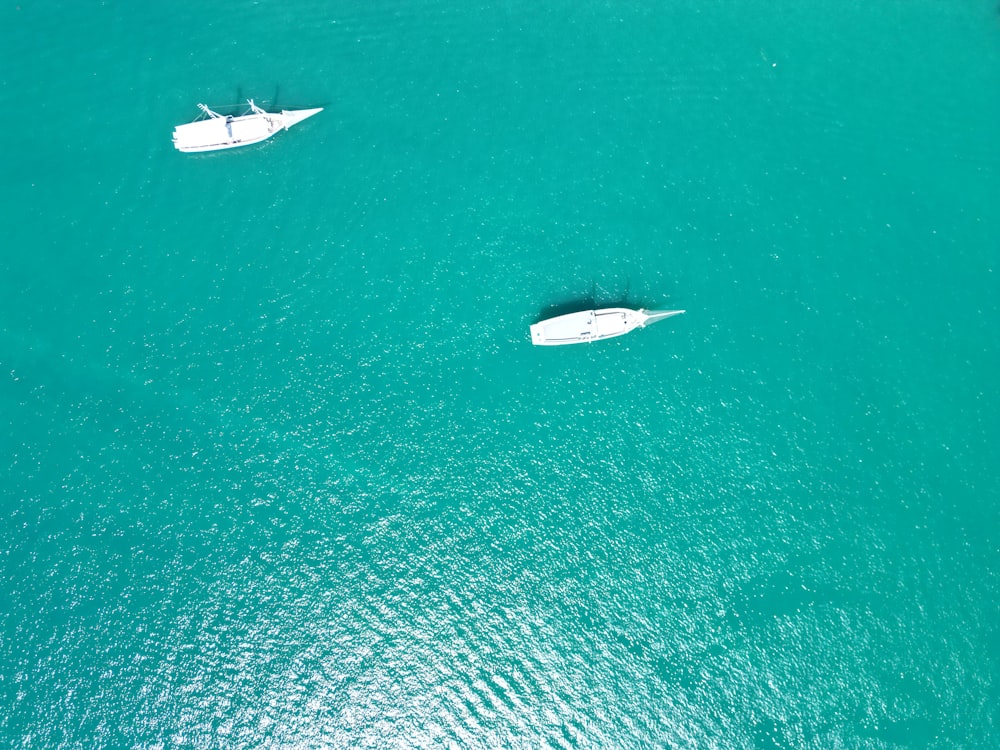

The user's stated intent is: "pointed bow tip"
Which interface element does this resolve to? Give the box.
[281,107,324,126]
[640,309,686,326]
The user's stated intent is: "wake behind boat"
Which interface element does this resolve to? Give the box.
[530,307,684,346]
[172,100,322,153]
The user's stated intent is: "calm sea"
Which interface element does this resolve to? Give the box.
[2,1,998,747]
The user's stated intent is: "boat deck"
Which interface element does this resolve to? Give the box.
[172,114,280,152]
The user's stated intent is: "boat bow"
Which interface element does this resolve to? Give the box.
[280,107,323,129]
[639,309,686,327]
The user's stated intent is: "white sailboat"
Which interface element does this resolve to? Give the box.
[172,100,322,153]
[530,308,684,346]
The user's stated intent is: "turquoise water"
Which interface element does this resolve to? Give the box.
[2,0,998,747]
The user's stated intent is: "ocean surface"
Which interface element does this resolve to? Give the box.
[2,1,998,747]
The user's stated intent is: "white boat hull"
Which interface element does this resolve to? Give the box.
[172,106,322,153]
[530,308,684,346]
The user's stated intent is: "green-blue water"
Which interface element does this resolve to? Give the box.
[2,1,998,747]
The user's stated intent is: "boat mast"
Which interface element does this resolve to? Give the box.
[246,98,280,130]
[197,103,224,119]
